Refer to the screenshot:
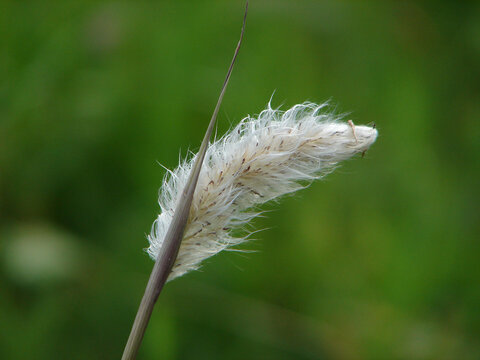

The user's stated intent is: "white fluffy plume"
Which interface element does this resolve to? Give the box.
[147,102,378,280]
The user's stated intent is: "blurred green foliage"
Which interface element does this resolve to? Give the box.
[1,1,479,359]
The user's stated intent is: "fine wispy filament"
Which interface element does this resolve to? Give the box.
[147,102,378,280]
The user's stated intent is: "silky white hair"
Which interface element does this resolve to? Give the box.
[147,102,378,280]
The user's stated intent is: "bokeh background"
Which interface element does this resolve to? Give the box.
[1,1,479,359]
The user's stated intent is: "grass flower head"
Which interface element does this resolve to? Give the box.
[147,102,378,280]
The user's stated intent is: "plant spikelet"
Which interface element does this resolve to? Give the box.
[147,102,378,280]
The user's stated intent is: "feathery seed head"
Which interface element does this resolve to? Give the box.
[147,102,378,280]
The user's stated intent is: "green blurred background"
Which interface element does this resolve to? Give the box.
[1,1,479,359]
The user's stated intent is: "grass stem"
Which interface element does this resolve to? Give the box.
[120,4,247,359]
